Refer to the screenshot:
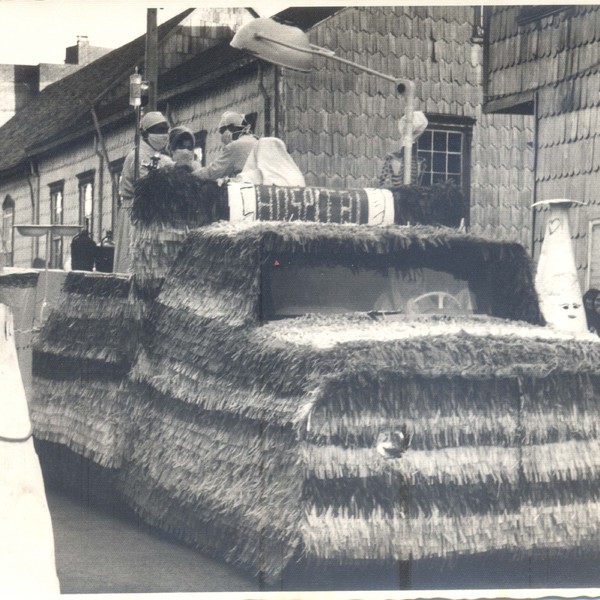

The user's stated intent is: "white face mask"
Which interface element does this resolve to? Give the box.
[147,133,169,151]
[221,130,233,146]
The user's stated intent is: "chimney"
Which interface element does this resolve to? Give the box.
[65,36,90,65]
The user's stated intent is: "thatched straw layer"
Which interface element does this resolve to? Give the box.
[131,169,221,228]
[0,270,39,289]
[30,377,132,468]
[117,392,302,577]
[31,271,139,468]
[33,271,139,369]
[119,220,600,575]
[300,501,600,562]
[130,169,222,298]
[25,218,600,577]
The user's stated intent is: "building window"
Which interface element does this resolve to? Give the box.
[2,195,15,267]
[77,170,95,239]
[244,112,258,134]
[472,6,484,41]
[49,181,64,269]
[109,159,124,237]
[417,128,466,187]
[194,130,207,166]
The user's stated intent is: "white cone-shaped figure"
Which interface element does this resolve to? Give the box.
[534,199,587,334]
[0,303,60,594]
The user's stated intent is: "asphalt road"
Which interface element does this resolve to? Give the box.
[46,489,260,594]
[45,486,600,594]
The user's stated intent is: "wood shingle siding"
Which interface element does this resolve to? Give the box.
[279,6,532,246]
[485,5,600,283]
[1,6,535,266]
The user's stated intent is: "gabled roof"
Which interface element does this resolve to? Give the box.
[159,7,343,99]
[0,9,194,175]
[0,7,343,177]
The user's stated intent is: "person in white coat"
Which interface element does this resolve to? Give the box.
[114,111,174,273]
[193,111,257,181]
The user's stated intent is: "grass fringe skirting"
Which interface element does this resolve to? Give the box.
[129,223,191,300]
[116,392,302,579]
[30,377,132,468]
[24,221,600,575]
[31,271,141,468]
[299,501,600,562]
[131,349,308,424]
[130,170,222,300]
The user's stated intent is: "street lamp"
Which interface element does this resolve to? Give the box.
[15,224,81,321]
[231,18,417,184]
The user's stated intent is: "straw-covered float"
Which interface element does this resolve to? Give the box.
[8,169,600,583]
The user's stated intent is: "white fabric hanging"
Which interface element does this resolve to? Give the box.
[0,303,60,594]
[238,137,306,187]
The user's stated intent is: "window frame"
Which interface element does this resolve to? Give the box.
[77,170,95,240]
[49,181,65,269]
[415,116,473,224]
[193,130,208,166]
[109,158,124,235]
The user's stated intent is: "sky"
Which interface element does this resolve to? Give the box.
[0,1,290,66]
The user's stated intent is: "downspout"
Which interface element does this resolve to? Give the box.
[530,91,539,260]
[94,136,104,242]
[258,62,272,136]
[273,65,281,138]
[26,159,40,261]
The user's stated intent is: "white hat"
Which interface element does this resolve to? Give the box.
[140,111,168,131]
[218,111,246,129]
[398,111,428,140]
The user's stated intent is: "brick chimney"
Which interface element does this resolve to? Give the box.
[65,36,90,65]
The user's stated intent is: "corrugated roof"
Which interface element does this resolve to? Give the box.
[0,9,194,175]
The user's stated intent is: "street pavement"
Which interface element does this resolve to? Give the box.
[46,489,260,594]
[45,487,600,594]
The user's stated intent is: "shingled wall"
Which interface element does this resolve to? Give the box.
[486,5,600,280]
[278,6,534,248]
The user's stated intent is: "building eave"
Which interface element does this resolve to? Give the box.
[483,91,535,115]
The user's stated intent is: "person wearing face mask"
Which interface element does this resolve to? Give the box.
[168,126,202,171]
[115,111,174,273]
[192,111,257,180]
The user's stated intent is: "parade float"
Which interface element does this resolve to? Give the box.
[5,16,600,585]
[5,167,600,584]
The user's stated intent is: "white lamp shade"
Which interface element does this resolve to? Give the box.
[231,18,313,72]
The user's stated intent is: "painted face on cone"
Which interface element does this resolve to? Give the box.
[545,293,587,333]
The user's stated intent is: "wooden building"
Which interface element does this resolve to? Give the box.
[484,4,600,290]
[0,6,533,270]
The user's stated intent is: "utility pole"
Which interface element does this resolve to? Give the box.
[145,8,158,111]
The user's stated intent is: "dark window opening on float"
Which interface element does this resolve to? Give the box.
[261,254,494,320]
